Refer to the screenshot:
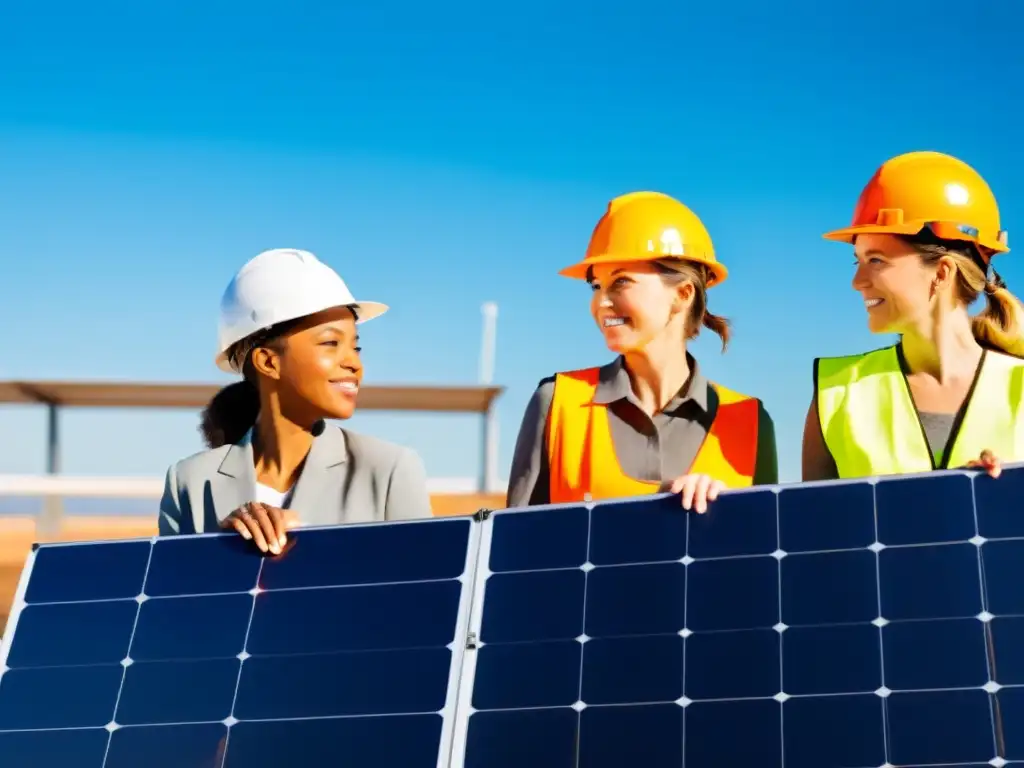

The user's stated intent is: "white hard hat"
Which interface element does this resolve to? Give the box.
[216,248,388,373]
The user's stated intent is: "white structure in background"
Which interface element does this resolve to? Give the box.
[0,303,504,534]
[479,301,499,495]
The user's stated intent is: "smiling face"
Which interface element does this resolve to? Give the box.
[588,261,692,354]
[851,234,948,335]
[250,305,364,422]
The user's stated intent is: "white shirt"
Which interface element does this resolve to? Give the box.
[254,481,294,509]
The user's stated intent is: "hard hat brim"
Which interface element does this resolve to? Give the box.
[214,299,390,374]
[822,223,925,244]
[823,224,1010,254]
[558,253,729,287]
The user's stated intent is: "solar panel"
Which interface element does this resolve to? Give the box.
[451,467,1024,768]
[0,517,479,768]
[2,468,1022,767]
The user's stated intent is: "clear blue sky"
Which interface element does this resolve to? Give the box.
[1,0,1022,486]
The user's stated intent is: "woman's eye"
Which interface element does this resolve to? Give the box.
[354,346,363,353]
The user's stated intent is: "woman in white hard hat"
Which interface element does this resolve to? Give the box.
[507,191,778,514]
[158,248,433,552]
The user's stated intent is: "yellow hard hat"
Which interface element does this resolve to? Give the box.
[823,151,1009,257]
[560,191,729,286]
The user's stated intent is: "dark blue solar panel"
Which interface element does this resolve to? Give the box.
[5,467,1024,767]
[0,517,476,768]
[458,468,1024,768]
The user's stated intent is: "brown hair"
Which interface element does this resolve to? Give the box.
[903,230,1024,358]
[652,258,732,351]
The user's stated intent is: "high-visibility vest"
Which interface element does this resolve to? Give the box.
[816,345,1024,478]
[545,367,759,504]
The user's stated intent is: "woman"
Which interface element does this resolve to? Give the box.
[507,191,778,514]
[158,248,433,552]
[804,150,1023,481]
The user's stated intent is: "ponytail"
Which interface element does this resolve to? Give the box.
[199,380,260,448]
[903,233,1024,359]
[703,311,732,352]
[972,274,1024,358]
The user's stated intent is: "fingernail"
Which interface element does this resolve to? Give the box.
[240,530,251,540]
[279,535,287,547]
[270,543,280,555]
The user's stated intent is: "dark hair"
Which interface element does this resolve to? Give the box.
[199,307,360,448]
[200,380,261,448]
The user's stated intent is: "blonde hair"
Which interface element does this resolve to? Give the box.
[907,232,1024,357]
[652,258,732,351]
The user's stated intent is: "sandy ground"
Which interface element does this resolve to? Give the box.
[0,492,505,637]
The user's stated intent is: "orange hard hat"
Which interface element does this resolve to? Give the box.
[823,151,1009,258]
[560,191,729,286]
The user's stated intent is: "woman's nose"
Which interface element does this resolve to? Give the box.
[851,266,869,292]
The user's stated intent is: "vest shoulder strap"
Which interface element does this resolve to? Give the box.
[982,349,1024,374]
[815,345,900,392]
[551,367,601,407]
[709,380,755,406]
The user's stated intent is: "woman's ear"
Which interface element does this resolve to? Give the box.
[673,281,695,315]
[250,346,283,380]
[933,255,958,290]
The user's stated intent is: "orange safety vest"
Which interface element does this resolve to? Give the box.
[545,367,759,504]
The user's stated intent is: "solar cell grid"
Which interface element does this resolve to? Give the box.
[0,517,478,768]
[2,467,1023,767]
[451,468,1024,768]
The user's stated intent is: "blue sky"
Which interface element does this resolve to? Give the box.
[1,0,1022,487]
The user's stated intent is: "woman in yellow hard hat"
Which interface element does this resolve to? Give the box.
[507,191,778,513]
[804,151,1024,482]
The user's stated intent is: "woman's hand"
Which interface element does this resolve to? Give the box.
[965,449,1002,479]
[668,473,726,514]
[220,502,299,554]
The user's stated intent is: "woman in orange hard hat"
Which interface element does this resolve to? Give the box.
[804,150,1024,482]
[507,191,778,513]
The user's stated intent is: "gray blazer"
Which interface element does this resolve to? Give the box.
[158,424,433,535]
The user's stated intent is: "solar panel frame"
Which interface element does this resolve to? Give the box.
[0,515,483,768]
[3,464,1023,767]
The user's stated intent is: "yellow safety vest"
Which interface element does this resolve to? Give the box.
[816,345,1024,478]
[545,367,760,503]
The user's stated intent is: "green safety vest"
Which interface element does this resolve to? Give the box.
[815,344,1024,479]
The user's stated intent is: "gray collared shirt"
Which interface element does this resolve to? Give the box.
[506,355,778,508]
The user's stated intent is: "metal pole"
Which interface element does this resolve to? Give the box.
[479,302,499,493]
[46,403,60,474]
[40,403,62,538]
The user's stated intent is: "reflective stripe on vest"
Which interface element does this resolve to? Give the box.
[816,345,1024,478]
[545,367,759,504]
